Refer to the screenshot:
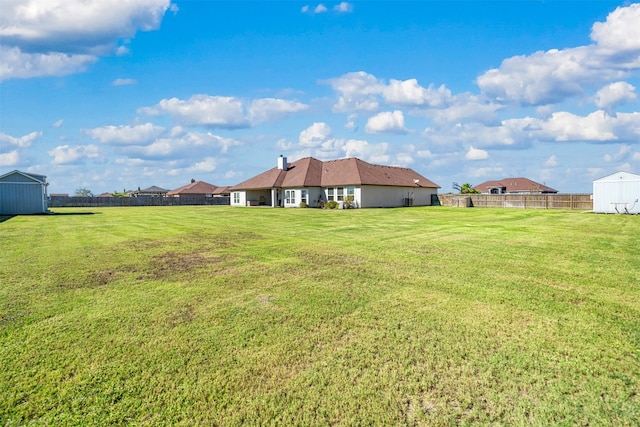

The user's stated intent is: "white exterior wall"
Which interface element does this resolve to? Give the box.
[283,187,323,208]
[233,185,438,209]
[360,185,436,208]
[593,172,640,213]
[230,191,246,206]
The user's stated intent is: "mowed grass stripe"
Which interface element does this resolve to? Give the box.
[1,206,638,426]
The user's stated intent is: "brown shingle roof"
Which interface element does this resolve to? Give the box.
[168,180,218,196]
[231,157,439,190]
[473,177,558,193]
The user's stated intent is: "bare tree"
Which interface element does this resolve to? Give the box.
[74,188,94,197]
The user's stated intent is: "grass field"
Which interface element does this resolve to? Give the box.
[1,206,639,426]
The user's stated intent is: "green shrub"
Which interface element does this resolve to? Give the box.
[299,201,308,208]
[324,200,339,209]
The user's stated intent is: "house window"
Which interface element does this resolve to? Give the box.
[337,187,344,201]
[301,189,308,204]
[347,186,354,199]
[285,190,295,205]
[233,192,240,204]
[327,188,334,201]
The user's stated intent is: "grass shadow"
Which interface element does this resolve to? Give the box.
[51,212,97,216]
[0,215,16,223]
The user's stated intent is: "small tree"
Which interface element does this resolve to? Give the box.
[74,188,94,197]
[459,183,480,194]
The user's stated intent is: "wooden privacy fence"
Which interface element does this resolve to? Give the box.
[437,194,593,210]
[49,196,230,208]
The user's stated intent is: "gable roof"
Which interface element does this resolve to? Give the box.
[0,170,47,184]
[473,177,558,193]
[231,157,439,190]
[593,171,640,183]
[168,180,218,196]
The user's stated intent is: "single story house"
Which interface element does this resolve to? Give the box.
[473,178,558,194]
[0,170,49,215]
[593,171,640,214]
[230,156,440,208]
[168,180,219,197]
[132,186,169,197]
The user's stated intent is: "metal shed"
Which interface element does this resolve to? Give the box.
[592,171,640,214]
[0,170,50,215]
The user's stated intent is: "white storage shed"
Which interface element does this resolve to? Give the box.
[0,170,50,215]
[592,171,640,214]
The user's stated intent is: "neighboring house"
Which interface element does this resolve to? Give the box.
[212,186,231,197]
[0,170,49,215]
[473,178,558,194]
[96,192,113,197]
[132,186,169,197]
[230,156,440,208]
[168,180,219,197]
[593,171,640,214]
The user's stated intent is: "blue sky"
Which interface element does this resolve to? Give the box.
[1,0,639,194]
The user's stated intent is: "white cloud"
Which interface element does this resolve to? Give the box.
[0,46,96,80]
[341,139,390,164]
[112,78,137,86]
[0,130,42,147]
[424,122,517,149]
[416,150,433,159]
[125,130,242,159]
[0,0,174,80]
[345,113,358,130]
[594,82,636,110]
[53,119,63,128]
[426,93,502,125]
[140,95,249,129]
[48,144,99,165]
[477,47,604,105]
[326,71,383,112]
[633,152,640,162]
[315,4,328,13]
[334,2,353,13]
[301,5,310,13]
[140,95,307,128]
[86,123,165,145]
[299,122,332,147]
[590,4,640,53]
[327,72,457,113]
[383,79,452,107]
[190,157,217,172]
[537,111,618,142]
[115,46,130,56]
[248,98,308,124]
[476,3,640,106]
[0,0,173,53]
[395,152,414,166]
[465,146,489,160]
[0,150,20,166]
[365,110,407,134]
[603,144,633,163]
[545,155,558,167]
[467,166,504,179]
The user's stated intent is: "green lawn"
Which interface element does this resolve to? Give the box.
[1,206,639,426]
